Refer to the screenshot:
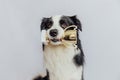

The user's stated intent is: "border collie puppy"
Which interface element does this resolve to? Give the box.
[34,15,84,80]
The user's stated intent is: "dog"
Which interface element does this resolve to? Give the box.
[34,15,84,80]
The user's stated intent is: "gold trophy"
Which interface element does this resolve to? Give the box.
[41,25,77,45]
[63,25,77,45]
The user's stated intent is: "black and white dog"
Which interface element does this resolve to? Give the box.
[34,15,84,80]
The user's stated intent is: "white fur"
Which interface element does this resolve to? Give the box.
[43,44,83,80]
[41,30,48,45]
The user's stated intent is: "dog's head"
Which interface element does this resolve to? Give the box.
[41,15,82,45]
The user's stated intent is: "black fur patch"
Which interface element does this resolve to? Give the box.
[34,76,43,80]
[69,15,82,31]
[41,17,53,30]
[42,44,45,51]
[73,52,84,66]
[59,15,82,31]
[59,16,74,29]
[34,70,49,80]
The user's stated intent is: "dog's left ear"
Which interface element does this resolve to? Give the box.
[69,15,82,31]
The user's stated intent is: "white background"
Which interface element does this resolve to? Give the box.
[0,0,120,80]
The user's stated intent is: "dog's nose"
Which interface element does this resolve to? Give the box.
[49,29,58,37]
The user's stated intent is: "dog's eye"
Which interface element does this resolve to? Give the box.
[60,20,67,29]
[46,21,53,29]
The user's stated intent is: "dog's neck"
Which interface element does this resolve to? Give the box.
[43,43,82,80]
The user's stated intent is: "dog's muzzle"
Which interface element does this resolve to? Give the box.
[41,25,77,45]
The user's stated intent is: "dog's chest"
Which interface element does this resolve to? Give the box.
[44,45,83,80]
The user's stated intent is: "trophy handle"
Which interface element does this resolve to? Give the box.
[64,25,77,32]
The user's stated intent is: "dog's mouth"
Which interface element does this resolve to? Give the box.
[50,38,62,42]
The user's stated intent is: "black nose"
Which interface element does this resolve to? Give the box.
[49,29,58,37]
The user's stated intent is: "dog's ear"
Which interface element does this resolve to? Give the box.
[40,17,49,30]
[69,15,82,31]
